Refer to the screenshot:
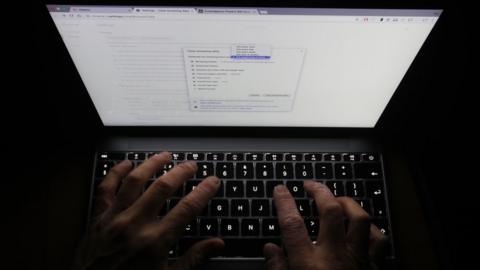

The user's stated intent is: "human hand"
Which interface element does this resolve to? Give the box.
[72,152,224,270]
[264,181,388,270]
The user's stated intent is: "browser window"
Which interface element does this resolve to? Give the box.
[47,5,441,127]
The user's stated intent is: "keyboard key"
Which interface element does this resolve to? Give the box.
[335,163,353,179]
[251,199,270,216]
[355,199,371,215]
[158,201,167,216]
[172,183,184,197]
[276,163,294,179]
[263,219,280,236]
[185,180,201,194]
[200,218,218,236]
[343,153,360,162]
[362,153,379,162]
[295,163,313,179]
[256,163,274,179]
[216,163,234,178]
[168,246,178,258]
[241,219,260,236]
[96,161,114,177]
[168,199,180,211]
[221,219,239,236]
[226,153,244,161]
[236,163,254,179]
[245,153,263,161]
[196,162,214,178]
[285,153,303,161]
[231,200,249,216]
[211,199,228,216]
[305,218,319,235]
[226,181,244,197]
[324,153,341,161]
[304,153,321,161]
[372,218,389,235]
[127,152,146,160]
[266,181,283,197]
[98,152,125,160]
[184,220,197,236]
[246,181,265,197]
[326,181,345,196]
[366,181,385,198]
[159,163,174,176]
[207,153,224,161]
[172,153,185,161]
[315,163,333,179]
[311,200,318,216]
[265,153,283,161]
[354,163,382,178]
[373,198,387,216]
[221,239,280,257]
[286,181,305,197]
[143,180,153,192]
[296,199,311,216]
[187,153,205,160]
[346,181,364,197]
[214,181,224,197]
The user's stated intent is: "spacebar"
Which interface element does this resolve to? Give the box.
[219,238,282,257]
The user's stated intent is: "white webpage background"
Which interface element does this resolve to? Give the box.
[50,12,437,127]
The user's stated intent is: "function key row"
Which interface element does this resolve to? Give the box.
[98,152,380,162]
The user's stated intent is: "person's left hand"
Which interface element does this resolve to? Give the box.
[72,152,224,270]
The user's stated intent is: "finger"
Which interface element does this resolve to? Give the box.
[93,160,133,217]
[264,243,288,270]
[304,181,346,244]
[127,161,197,219]
[112,152,171,213]
[369,224,389,267]
[273,185,311,257]
[336,197,371,256]
[171,238,224,270]
[155,176,220,245]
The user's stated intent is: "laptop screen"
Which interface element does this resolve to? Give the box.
[47,5,441,127]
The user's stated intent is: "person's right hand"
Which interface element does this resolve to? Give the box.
[264,181,388,270]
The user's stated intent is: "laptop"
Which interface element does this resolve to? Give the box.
[46,4,441,269]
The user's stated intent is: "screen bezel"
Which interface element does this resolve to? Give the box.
[45,0,443,136]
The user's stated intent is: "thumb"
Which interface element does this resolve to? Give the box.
[264,243,288,270]
[171,238,224,270]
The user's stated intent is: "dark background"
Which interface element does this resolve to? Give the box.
[8,0,476,269]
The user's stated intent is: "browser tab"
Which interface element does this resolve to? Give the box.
[195,8,259,15]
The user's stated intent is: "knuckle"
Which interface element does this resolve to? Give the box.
[151,180,174,197]
[179,161,198,173]
[197,179,218,194]
[323,202,343,217]
[124,172,143,184]
[96,183,111,195]
[280,215,305,231]
[108,215,131,234]
[177,199,201,216]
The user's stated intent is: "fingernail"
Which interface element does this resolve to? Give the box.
[120,160,132,167]
[156,151,171,158]
[274,185,288,193]
[209,177,220,185]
